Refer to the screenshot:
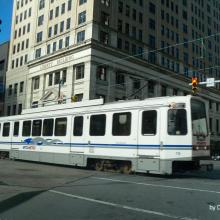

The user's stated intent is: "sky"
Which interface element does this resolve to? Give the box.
[0,0,13,44]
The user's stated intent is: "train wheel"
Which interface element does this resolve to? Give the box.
[120,163,132,174]
[95,160,104,171]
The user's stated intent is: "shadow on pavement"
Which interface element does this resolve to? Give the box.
[0,190,45,214]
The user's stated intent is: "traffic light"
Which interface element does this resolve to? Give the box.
[192,77,198,94]
[71,95,78,102]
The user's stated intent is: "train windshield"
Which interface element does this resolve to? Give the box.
[191,99,208,136]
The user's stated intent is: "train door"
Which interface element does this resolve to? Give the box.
[1,121,12,153]
[11,121,20,150]
[70,115,85,166]
[137,109,160,157]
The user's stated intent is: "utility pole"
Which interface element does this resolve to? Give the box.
[58,79,63,104]
[0,19,2,32]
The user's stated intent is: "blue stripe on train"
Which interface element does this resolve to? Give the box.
[0,141,192,149]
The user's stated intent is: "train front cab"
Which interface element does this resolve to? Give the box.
[0,121,12,158]
[159,97,210,174]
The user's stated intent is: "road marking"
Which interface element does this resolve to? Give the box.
[49,190,197,220]
[92,177,220,194]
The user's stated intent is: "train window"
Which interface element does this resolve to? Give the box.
[168,109,187,135]
[112,112,131,136]
[3,123,10,137]
[142,110,157,135]
[13,122,20,136]
[90,114,106,136]
[43,119,54,136]
[55,118,67,136]
[22,121,31,136]
[73,116,83,136]
[32,120,42,136]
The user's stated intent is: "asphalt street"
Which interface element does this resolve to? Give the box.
[0,159,220,220]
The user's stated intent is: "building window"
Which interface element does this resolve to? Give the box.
[49,10,53,20]
[96,66,107,81]
[7,106,11,116]
[8,85,12,96]
[61,3,65,14]
[149,19,155,30]
[161,85,167,96]
[66,18,71,30]
[118,1,123,13]
[33,77,40,90]
[54,24,58,35]
[62,70,67,83]
[14,83,18,95]
[118,19,122,32]
[68,0,72,10]
[77,30,85,43]
[126,5,130,17]
[35,48,41,58]
[79,0,87,5]
[32,101,39,108]
[182,10,187,20]
[60,21,64,33]
[18,104,22,115]
[78,11,86,24]
[48,27,52,38]
[28,8,32,17]
[36,32,43,43]
[116,72,125,86]
[75,64,84,80]
[39,0,45,10]
[38,15,44,26]
[149,2,156,14]
[27,23,30,32]
[183,24,188,33]
[53,42,57,52]
[48,73,53,86]
[24,54,28,63]
[101,12,110,26]
[117,38,122,49]
[101,0,110,7]
[55,6,59,17]
[149,35,155,48]
[47,44,51,54]
[59,39,63,49]
[100,31,109,44]
[65,36,70,47]
[125,23,129,35]
[20,81,24,93]
[54,72,60,85]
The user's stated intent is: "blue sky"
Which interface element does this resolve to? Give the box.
[0,0,13,44]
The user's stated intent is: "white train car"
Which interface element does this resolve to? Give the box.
[0,95,210,174]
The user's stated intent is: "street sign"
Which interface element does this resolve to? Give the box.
[206,78,215,87]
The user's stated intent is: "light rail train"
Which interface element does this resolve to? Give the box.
[0,95,210,174]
